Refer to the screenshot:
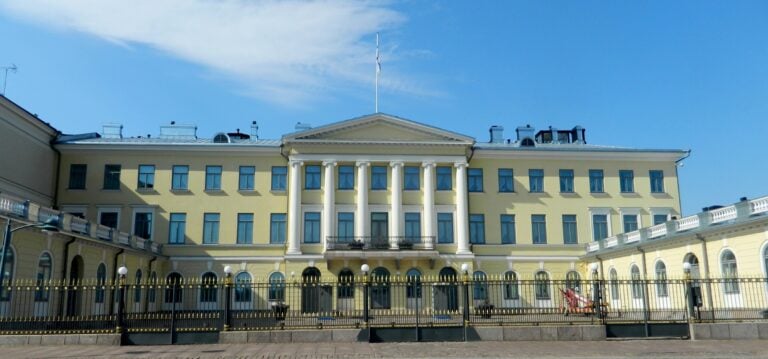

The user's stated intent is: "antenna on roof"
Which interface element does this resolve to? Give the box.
[1,64,18,96]
[375,33,381,113]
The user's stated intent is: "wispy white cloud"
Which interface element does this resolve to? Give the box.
[1,0,426,105]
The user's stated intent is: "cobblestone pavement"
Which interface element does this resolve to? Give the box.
[0,340,767,359]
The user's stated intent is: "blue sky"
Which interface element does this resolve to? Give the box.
[1,0,766,215]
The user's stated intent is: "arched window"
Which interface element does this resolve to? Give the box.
[234,272,252,302]
[95,263,107,304]
[630,265,643,299]
[148,271,157,303]
[504,271,519,300]
[338,269,354,299]
[535,271,550,300]
[134,269,143,303]
[521,138,535,147]
[721,250,740,294]
[473,271,488,301]
[371,267,391,309]
[655,261,668,297]
[165,273,183,304]
[200,272,218,303]
[764,246,768,278]
[35,253,52,302]
[268,272,285,302]
[406,269,422,299]
[565,271,581,292]
[0,247,14,302]
[609,268,619,300]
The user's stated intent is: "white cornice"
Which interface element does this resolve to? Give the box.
[56,144,281,155]
[473,149,686,161]
[290,154,468,163]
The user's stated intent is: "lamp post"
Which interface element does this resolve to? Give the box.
[0,217,59,288]
[683,262,694,340]
[361,264,370,327]
[223,265,233,331]
[460,263,470,341]
[116,266,128,334]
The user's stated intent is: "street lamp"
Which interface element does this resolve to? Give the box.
[0,217,60,286]
[223,265,233,331]
[361,264,370,327]
[116,266,128,333]
[589,263,602,320]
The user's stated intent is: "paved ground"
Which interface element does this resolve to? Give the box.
[0,340,767,359]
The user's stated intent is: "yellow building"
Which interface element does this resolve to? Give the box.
[47,113,687,291]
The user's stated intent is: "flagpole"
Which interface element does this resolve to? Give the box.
[375,32,380,113]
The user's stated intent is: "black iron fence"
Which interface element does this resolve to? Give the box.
[0,276,766,336]
[325,236,436,250]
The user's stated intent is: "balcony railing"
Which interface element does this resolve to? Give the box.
[326,236,436,251]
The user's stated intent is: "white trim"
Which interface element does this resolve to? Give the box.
[97,206,122,230]
[290,154,467,164]
[300,205,323,245]
[619,207,643,232]
[473,149,686,161]
[649,207,673,225]
[60,205,87,217]
[589,207,613,240]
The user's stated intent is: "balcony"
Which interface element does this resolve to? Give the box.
[324,236,438,259]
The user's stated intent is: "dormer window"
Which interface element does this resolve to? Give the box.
[213,133,230,143]
[521,138,535,147]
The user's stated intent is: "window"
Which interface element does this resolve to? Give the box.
[650,170,664,193]
[304,212,321,243]
[631,265,643,299]
[165,273,183,304]
[619,170,634,193]
[721,250,740,294]
[304,165,321,189]
[94,263,106,304]
[529,169,544,192]
[562,215,578,244]
[68,164,87,189]
[271,166,287,191]
[503,271,519,300]
[100,212,119,229]
[609,269,619,300]
[404,166,420,190]
[436,166,452,190]
[404,213,421,242]
[237,213,253,244]
[270,214,286,244]
[134,212,153,239]
[559,169,574,193]
[268,272,285,301]
[138,165,155,189]
[168,213,186,244]
[565,271,581,292]
[473,271,488,300]
[469,214,485,244]
[338,165,354,190]
[205,166,222,190]
[498,169,514,192]
[234,272,252,303]
[535,271,550,300]
[200,272,218,303]
[239,166,255,190]
[338,269,355,299]
[103,164,121,190]
[592,214,608,241]
[653,214,668,225]
[764,247,768,281]
[203,213,220,244]
[468,168,483,192]
[623,214,639,233]
[589,169,604,193]
[437,213,454,244]
[406,269,422,299]
[371,166,387,190]
[500,214,516,244]
[171,165,189,190]
[337,212,354,242]
[34,253,52,302]
[655,261,668,297]
[134,269,143,303]
[531,215,547,244]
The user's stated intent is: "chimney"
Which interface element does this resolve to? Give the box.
[489,125,504,143]
[250,121,259,140]
[295,122,312,131]
[516,124,535,142]
[572,126,585,144]
[159,123,197,140]
[102,123,123,139]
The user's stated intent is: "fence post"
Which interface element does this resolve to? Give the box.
[116,266,128,335]
[361,264,370,328]
[683,263,695,340]
[591,265,603,323]
[461,263,470,341]
[223,266,233,332]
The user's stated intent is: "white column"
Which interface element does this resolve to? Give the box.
[286,160,303,255]
[422,162,436,250]
[355,162,369,241]
[322,161,336,251]
[455,162,471,254]
[390,162,403,250]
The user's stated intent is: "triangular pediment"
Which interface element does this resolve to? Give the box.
[283,113,474,145]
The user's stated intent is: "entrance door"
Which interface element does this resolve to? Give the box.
[434,267,459,312]
[371,213,389,249]
[371,267,391,309]
[66,256,83,316]
[301,267,322,313]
